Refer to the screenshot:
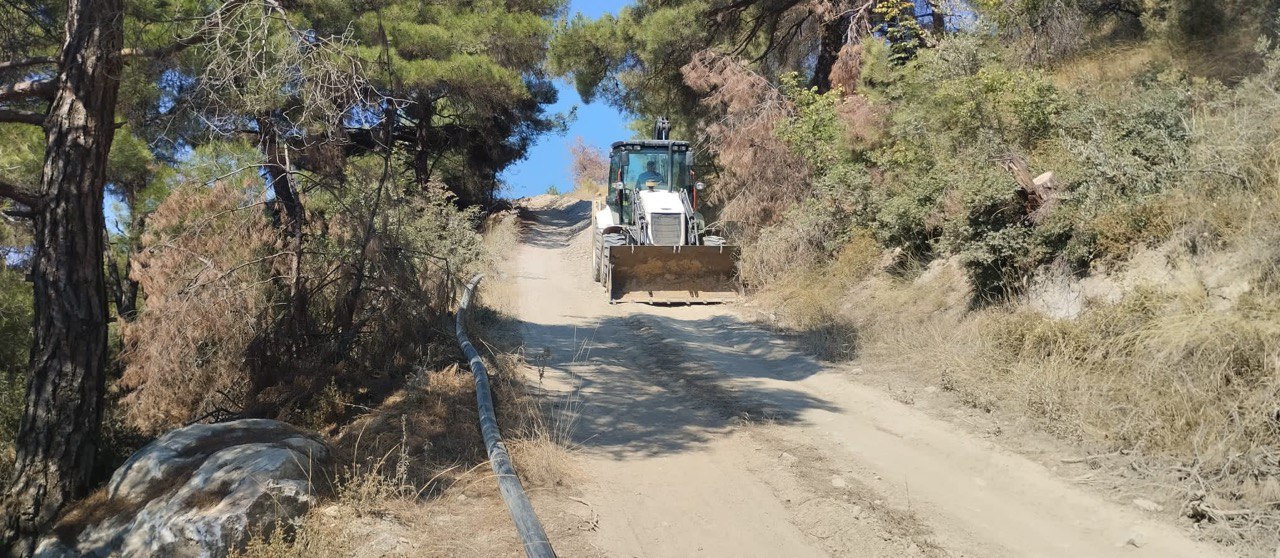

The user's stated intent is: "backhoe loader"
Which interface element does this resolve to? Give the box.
[591,120,741,303]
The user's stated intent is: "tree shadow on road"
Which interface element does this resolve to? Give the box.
[510,311,840,460]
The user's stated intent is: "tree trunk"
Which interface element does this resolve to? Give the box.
[107,206,144,321]
[258,121,308,331]
[259,120,305,237]
[412,98,438,188]
[333,105,395,351]
[107,252,138,321]
[1,0,122,554]
[927,0,947,34]
[809,14,849,94]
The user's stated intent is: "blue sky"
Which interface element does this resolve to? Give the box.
[500,0,633,199]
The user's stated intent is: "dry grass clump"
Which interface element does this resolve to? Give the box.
[506,391,580,490]
[331,364,485,497]
[235,411,487,558]
[238,349,574,558]
[948,283,1280,547]
[235,520,351,558]
[958,288,1280,456]
[752,229,882,361]
[238,366,483,558]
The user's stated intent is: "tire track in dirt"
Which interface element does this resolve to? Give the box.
[620,315,771,421]
[620,313,947,557]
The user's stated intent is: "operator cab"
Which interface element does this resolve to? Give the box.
[607,140,699,226]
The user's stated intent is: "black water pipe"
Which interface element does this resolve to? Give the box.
[456,274,556,558]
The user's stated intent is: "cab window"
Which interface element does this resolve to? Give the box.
[625,152,673,191]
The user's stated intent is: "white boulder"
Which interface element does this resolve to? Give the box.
[37,419,329,558]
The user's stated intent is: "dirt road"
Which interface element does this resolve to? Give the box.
[509,197,1224,558]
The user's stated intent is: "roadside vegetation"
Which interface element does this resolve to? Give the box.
[0,240,32,486]
[768,32,1280,552]
[551,0,1280,551]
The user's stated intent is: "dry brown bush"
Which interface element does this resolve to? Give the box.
[120,179,281,431]
[236,212,577,556]
[835,91,887,148]
[739,201,842,286]
[568,136,608,198]
[828,42,864,94]
[682,49,810,229]
[120,161,479,434]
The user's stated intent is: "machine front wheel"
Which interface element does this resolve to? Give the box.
[592,233,602,283]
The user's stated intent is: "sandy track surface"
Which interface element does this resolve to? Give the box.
[510,197,1225,558]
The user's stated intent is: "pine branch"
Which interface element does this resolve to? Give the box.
[0,56,57,72]
[119,0,246,60]
[0,79,56,102]
[0,108,46,126]
[0,179,41,207]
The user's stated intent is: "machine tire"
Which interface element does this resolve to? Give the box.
[592,233,602,283]
[598,241,611,297]
[598,233,627,300]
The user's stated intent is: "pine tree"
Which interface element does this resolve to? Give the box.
[0,0,122,552]
[312,0,568,205]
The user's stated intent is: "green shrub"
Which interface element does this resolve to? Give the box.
[749,25,1280,305]
[861,36,1066,292]
[0,267,33,482]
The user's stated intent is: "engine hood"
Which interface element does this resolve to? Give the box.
[636,189,684,214]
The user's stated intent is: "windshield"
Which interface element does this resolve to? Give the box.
[626,151,673,191]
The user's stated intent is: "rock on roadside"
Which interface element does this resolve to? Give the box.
[36,419,330,558]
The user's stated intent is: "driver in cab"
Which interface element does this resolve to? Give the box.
[635,160,665,190]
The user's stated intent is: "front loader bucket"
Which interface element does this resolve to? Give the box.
[606,245,741,304]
